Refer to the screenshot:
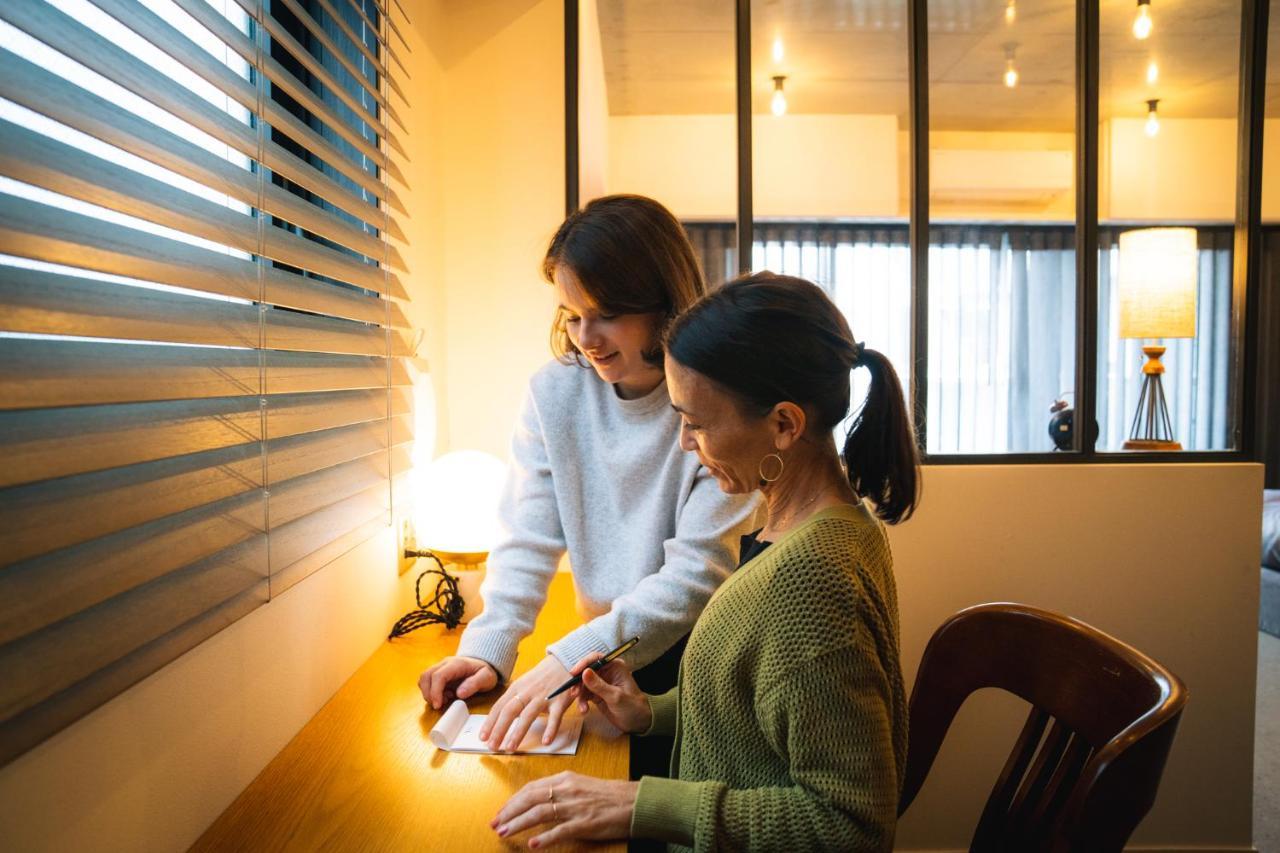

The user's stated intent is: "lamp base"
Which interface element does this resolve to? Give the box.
[1122,438,1182,451]
[1125,345,1182,451]
[453,568,485,621]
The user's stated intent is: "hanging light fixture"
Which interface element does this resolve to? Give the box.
[1133,0,1153,39]
[1003,43,1019,88]
[1146,59,1159,85]
[1144,98,1160,137]
[1005,0,1016,24]
[771,75,787,116]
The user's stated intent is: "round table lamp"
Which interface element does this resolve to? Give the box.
[1117,227,1198,451]
[401,450,507,627]
[413,449,507,564]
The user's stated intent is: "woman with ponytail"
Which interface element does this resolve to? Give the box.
[492,272,920,851]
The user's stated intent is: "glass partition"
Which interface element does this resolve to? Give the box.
[749,0,912,436]
[1096,0,1241,452]
[582,0,739,283]
[924,0,1078,454]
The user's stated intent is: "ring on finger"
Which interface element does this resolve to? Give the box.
[551,801,559,822]
[547,786,555,803]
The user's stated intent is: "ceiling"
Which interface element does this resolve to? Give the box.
[594,0,1274,131]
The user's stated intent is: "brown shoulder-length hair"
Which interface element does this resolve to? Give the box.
[543,194,705,367]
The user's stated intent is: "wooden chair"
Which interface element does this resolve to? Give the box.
[898,603,1188,852]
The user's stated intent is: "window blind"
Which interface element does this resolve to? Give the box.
[0,0,415,766]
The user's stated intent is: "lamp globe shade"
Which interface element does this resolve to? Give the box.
[415,450,507,559]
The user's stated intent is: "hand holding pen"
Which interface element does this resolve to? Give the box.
[563,642,654,735]
[546,637,639,699]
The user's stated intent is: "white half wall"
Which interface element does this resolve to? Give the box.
[890,463,1261,850]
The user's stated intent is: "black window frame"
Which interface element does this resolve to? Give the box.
[563,0,1270,466]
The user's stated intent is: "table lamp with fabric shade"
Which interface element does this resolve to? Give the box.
[1117,227,1198,450]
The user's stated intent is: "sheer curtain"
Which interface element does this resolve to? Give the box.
[927,226,1075,453]
[684,222,1233,453]
[754,224,913,438]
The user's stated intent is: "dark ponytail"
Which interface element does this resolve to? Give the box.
[842,346,920,524]
[665,272,920,524]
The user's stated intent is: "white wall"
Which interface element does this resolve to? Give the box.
[607,114,739,220]
[608,111,1280,225]
[438,0,565,461]
[890,463,1261,851]
[609,113,899,220]
[1104,118,1238,222]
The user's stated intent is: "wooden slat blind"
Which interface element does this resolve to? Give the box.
[0,0,414,766]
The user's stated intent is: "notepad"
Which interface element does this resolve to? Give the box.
[428,699,583,755]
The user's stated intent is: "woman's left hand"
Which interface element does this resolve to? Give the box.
[479,655,574,751]
[492,771,638,848]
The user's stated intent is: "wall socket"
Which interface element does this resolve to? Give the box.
[397,517,418,576]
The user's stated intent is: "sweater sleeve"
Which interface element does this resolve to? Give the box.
[636,638,899,852]
[455,385,566,680]
[640,687,679,738]
[547,465,757,671]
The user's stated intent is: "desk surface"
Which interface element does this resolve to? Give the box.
[192,573,628,852]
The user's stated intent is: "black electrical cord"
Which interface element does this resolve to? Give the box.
[388,551,467,638]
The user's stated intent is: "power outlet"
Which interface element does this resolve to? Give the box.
[398,517,418,575]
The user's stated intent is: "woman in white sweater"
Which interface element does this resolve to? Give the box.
[418,195,758,762]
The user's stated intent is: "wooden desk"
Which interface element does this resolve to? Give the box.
[193,574,628,851]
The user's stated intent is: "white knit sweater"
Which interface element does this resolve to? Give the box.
[456,359,761,679]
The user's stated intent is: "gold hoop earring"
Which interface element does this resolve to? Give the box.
[758,453,784,486]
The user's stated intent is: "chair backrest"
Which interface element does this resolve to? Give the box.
[898,603,1188,853]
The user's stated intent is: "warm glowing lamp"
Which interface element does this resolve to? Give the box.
[1003,43,1019,88]
[1117,227,1198,450]
[771,75,787,116]
[398,449,507,626]
[1144,98,1160,137]
[1133,0,1152,39]
[411,449,507,564]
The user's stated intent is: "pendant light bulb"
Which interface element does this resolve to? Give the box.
[1144,99,1160,137]
[1133,0,1153,39]
[1003,44,1019,88]
[771,75,787,117]
[1005,0,1016,24]
[1146,59,1159,84]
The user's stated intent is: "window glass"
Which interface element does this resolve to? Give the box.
[748,0,912,439]
[926,0,1078,454]
[584,0,739,283]
[1096,0,1241,452]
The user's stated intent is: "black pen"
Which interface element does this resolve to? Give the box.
[546,637,640,700]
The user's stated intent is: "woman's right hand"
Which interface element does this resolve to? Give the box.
[569,653,652,734]
[419,655,499,710]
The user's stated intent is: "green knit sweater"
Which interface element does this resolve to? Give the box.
[629,502,907,851]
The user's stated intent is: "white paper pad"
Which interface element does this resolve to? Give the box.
[428,699,583,755]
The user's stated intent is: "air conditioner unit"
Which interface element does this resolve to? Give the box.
[930,148,1073,206]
